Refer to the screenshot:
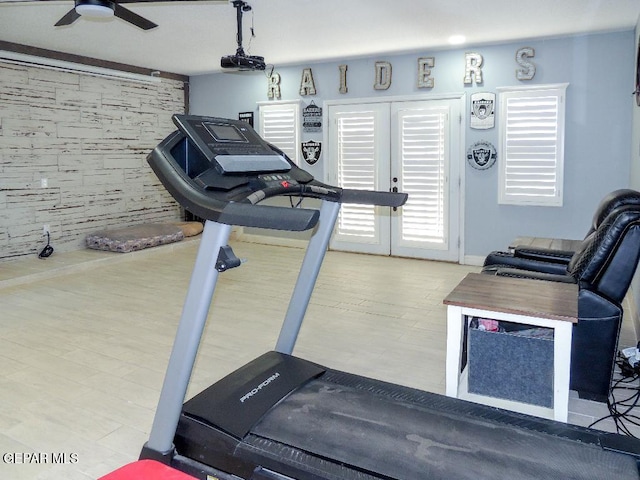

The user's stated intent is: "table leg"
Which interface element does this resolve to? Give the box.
[553,321,573,422]
[446,305,465,397]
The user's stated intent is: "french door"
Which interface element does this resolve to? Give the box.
[327,97,462,261]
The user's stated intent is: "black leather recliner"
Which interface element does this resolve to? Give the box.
[482,205,640,402]
[496,189,640,267]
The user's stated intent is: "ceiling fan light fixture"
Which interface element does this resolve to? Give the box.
[75,0,115,19]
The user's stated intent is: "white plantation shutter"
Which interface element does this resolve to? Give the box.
[328,98,461,260]
[498,84,568,206]
[258,102,300,164]
[398,109,447,246]
[336,112,377,238]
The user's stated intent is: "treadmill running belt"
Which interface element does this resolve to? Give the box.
[250,371,639,480]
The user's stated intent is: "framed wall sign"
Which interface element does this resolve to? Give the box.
[238,111,254,127]
[303,101,323,133]
[470,92,495,129]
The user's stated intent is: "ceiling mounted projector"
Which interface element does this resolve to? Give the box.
[221,0,266,72]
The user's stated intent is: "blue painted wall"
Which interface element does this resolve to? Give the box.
[189,30,635,258]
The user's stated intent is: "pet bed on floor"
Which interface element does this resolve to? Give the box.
[86,223,185,253]
[173,221,204,237]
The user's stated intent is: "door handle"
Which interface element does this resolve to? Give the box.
[391,186,399,210]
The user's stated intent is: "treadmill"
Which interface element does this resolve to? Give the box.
[141,114,640,480]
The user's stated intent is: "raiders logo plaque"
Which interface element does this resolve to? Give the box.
[466,141,497,170]
[470,92,495,130]
[301,141,322,166]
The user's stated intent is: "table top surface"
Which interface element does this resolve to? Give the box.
[443,273,578,323]
[509,236,582,253]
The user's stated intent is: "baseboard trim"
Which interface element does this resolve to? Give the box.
[234,232,307,249]
[463,255,485,266]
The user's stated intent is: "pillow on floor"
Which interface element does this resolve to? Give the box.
[86,224,184,253]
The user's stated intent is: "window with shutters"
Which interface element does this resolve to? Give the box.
[258,101,301,164]
[498,84,568,206]
[332,108,449,243]
[335,110,378,239]
[396,108,448,246]
[327,98,462,260]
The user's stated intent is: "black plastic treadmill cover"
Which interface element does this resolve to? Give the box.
[250,370,639,480]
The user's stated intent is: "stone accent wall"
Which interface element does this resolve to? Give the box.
[0,62,186,261]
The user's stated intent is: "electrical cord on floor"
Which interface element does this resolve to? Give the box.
[588,354,640,437]
[38,231,54,259]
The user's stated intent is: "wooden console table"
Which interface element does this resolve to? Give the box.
[443,273,578,422]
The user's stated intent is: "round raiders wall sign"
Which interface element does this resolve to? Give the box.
[466,141,497,170]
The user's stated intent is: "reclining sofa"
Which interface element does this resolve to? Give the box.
[483,194,640,402]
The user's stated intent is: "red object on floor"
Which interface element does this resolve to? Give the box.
[98,460,197,480]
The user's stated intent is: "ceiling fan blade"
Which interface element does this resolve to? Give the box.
[113,3,157,30]
[54,7,81,27]
[114,0,228,3]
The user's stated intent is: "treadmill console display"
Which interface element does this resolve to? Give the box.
[172,115,291,175]
[203,122,247,143]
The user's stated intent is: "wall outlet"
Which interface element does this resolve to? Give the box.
[40,178,48,188]
[43,224,50,235]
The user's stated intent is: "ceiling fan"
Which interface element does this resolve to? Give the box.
[3,0,267,68]
[4,0,225,31]
[56,0,163,30]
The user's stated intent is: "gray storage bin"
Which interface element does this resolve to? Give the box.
[468,322,554,408]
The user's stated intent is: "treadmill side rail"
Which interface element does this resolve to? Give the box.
[275,200,340,355]
[146,220,233,455]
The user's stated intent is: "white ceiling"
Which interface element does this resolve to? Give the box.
[0,0,638,76]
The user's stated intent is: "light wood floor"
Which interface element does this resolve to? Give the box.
[0,238,637,479]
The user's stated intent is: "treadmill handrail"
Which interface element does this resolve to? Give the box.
[148,135,319,232]
[148,130,408,232]
[341,188,407,208]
